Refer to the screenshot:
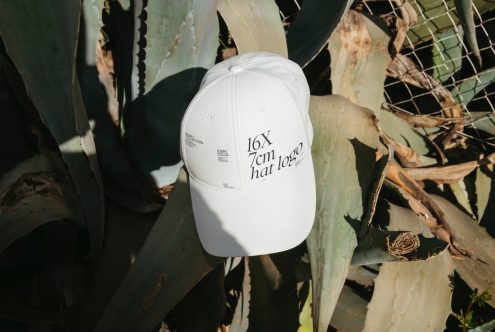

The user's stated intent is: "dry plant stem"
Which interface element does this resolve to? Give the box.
[405,153,495,184]
[386,161,466,257]
[387,54,463,147]
[388,107,461,128]
[390,0,418,53]
[378,126,424,167]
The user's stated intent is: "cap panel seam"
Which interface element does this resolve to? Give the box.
[231,73,246,189]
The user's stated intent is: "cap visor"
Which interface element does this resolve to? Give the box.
[190,156,316,257]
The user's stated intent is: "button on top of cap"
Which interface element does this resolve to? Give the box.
[228,65,243,73]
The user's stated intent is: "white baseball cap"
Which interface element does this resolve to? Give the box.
[180,52,316,257]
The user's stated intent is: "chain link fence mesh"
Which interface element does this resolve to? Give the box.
[275,0,495,148]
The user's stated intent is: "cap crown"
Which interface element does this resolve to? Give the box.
[181,53,312,191]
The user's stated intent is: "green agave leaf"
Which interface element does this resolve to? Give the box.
[469,318,495,332]
[467,113,495,135]
[351,149,445,265]
[454,0,481,65]
[351,224,448,265]
[346,265,376,287]
[407,0,494,45]
[475,167,492,223]
[308,95,379,332]
[218,0,287,56]
[0,172,72,253]
[0,192,72,255]
[432,26,464,83]
[79,0,160,212]
[126,0,219,187]
[329,10,390,115]
[450,181,476,219]
[0,155,53,193]
[78,199,156,332]
[431,195,495,308]
[287,0,353,67]
[247,254,300,331]
[173,266,226,331]
[379,110,437,166]
[229,258,250,332]
[95,169,224,332]
[0,65,33,174]
[363,251,454,331]
[363,202,454,332]
[0,0,105,257]
[451,68,495,105]
[330,285,367,332]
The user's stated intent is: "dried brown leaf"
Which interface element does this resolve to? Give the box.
[96,41,119,126]
[386,161,466,256]
[387,54,463,148]
[390,0,418,53]
[430,195,495,308]
[387,54,461,118]
[405,153,495,184]
[390,109,461,128]
[379,131,425,167]
[364,196,454,331]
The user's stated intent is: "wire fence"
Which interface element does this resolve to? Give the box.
[381,0,495,117]
[278,0,495,120]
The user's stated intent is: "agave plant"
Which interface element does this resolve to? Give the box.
[0,0,494,331]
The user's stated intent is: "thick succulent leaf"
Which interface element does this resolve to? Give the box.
[0,65,33,174]
[379,110,438,168]
[431,195,495,308]
[126,0,219,187]
[0,0,105,256]
[0,154,54,193]
[330,285,367,332]
[346,265,376,287]
[0,195,71,254]
[287,0,353,67]
[468,113,495,135]
[353,149,447,264]
[475,167,492,222]
[352,225,448,265]
[79,0,158,212]
[432,26,464,83]
[454,0,481,65]
[379,111,430,156]
[308,95,379,332]
[95,169,224,332]
[218,0,287,56]
[450,181,476,218]
[247,254,300,331]
[173,266,226,331]
[407,0,494,45]
[77,200,156,332]
[363,202,454,332]
[469,318,495,332]
[229,258,250,332]
[451,68,495,105]
[329,10,390,115]
[363,251,454,331]
[0,172,72,253]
